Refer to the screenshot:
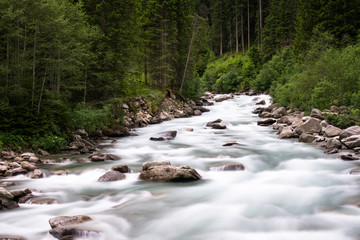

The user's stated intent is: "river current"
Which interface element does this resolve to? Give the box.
[1,95,360,240]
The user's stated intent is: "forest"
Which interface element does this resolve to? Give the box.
[0,0,360,151]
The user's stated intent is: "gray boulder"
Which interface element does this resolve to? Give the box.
[111,165,130,173]
[295,118,322,135]
[98,171,126,182]
[339,126,360,141]
[310,108,324,120]
[299,133,316,143]
[271,107,287,118]
[341,135,360,149]
[278,126,294,139]
[139,161,201,182]
[325,138,342,149]
[257,118,276,126]
[324,125,342,137]
[150,131,177,141]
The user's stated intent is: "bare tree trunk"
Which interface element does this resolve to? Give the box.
[144,48,148,85]
[259,0,263,48]
[38,64,48,113]
[247,0,250,51]
[83,66,87,106]
[241,9,245,54]
[31,32,37,109]
[180,16,197,93]
[219,1,223,56]
[56,48,61,92]
[21,24,27,80]
[236,11,239,53]
[6,36,10,92]
[229,21,232,53]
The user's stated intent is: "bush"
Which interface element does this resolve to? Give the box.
[31,135,66,153]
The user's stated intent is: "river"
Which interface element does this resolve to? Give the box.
[1,94,360,240]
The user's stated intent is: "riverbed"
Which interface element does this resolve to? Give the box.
[1,95,360,240]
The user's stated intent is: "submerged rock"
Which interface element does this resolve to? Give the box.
[0,235,26,240]
[139,161,201,182]
[212,163,245,171]
[111,165,130,173]
[98,171,126,182]
[150,131,177,141]
[28,198,57,205]
[49,215,99,240]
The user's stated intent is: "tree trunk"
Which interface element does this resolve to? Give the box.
[56,48,61,92]
[38,64,48,113]
[219,1,223,56]
[31,32,37,109]
[180,16,197,93]
[236,11,239,53]
[21,24,27,80]
[247,0,250,51]
[229,21,232,53]
[144,48,148,85]
[241,9,245,54]
[6,36,10,92]
[259,0,263,47]
[83,66,87,106]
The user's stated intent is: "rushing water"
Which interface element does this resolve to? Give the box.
[1,95,360,240]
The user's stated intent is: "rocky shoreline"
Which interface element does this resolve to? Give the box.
[253,99,360,163]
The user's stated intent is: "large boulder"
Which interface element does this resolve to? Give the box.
[324,125,342,137]
[341,135,360,149]
[295,118,322,135]
[299,133,316,143]
[257,118,276,126]
[150,131,177,141]
[271,107,287,118]
[339,126,360,141]
[310,108,324,120]
[278,126,295,139]
[325,138,342,149]
[49,215,99,240]
[139,161,202,182]
[98,171,126,182]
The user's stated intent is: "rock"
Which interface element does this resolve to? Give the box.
[331,106,346,114]
[214,95,230,102]
[98,171,126,182]
[0,235,26,240]
[51,170,68,175]
[206,119,222,127]
[49,215,93,229]
[186,128,194,132]
[271,107,287,118]
[139,163,202,182]
[295,118,322,135]
[106,154,121,161]
[11,189,32,202]
[325,138,342,149]
[341,135,360,149]
[28,198,57,204]
[20,152,36,159]
[324,148,339,154]
[142,161,171,171]
[28,169,44,179]
[0,165,9,173]
[349,169,360,175]
[18,194,34,204]
[9,162,21,168]
[75,129,88,138]
[111,165,130,173]
[277,116,301,126]
[310,108,324,120]
[259,112,272,118]
[48,215,98,240]
[257,118,276,126]
[339,126,360,140]
[324,125,342,137]
[278,126,294,139]
[223,141,241,147]
[213,163,245,171]
[320,120,330,129]
[4,168,27,177]
[37,149,50,156]
[21,161,37,171]
[341,154,360,161]
[0,198,20,209]
[150,131,177,141]
[211,123,227,129]
[0,182,15,187]
[253,107,265,114]
[28,156,40,163]
[256,100,266,105]
[194,110,202,116]
[0,187,14,200]
[299,133,315,143]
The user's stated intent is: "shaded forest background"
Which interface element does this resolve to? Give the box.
[0,0,359,150]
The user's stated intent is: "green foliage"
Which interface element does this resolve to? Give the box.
[324,109,360,129]
[70,105,113,135]
[31,135,66,153]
